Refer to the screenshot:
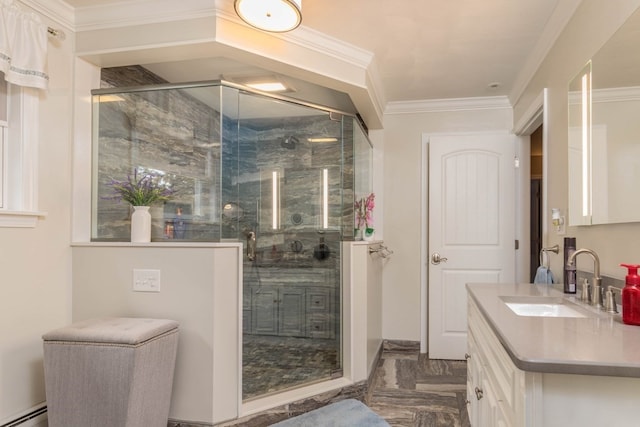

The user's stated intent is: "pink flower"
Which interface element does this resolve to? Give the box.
[355,192,375,230]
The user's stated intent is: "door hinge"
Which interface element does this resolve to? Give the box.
[514,156,520,168]
[515,239,519,250]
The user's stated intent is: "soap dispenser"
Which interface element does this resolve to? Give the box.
[620,264,640,326]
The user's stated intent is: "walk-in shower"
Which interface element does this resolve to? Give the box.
[90,75,372,400]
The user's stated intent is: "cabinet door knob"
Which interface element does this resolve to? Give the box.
[474,386,483,400]
[465,353,471,360]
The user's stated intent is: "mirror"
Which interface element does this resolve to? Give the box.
[568,7,640,225]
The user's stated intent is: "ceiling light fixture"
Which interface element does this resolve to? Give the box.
[234,0,302,33]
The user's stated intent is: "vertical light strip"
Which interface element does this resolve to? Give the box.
[272,170,278,229]
[322,168,329,229]
[581,73,590,217]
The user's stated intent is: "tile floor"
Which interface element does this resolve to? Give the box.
[243,334,339,399]
[366,341,470,427]
[204,340,470,427]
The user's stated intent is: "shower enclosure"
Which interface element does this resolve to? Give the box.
[91,79,372,399]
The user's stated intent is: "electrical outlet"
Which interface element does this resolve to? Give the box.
[133,269,161,292]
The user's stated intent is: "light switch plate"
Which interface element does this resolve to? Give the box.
[133,269,161,292]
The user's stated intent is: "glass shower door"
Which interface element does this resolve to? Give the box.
[228,90,345,399]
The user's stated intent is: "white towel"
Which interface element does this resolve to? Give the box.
[0,0,48,89]
[533,265,554,284]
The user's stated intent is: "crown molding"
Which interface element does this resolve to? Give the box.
[509,0,583,106]
[385,96,511,115]
[568,86,640,105]
[20,0,75,29]
[364,58,387,120]
[284,25,374,72]
[593,86,640,103]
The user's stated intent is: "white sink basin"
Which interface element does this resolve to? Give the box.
[500,296,590,318]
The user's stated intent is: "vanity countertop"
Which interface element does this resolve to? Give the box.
[467,282,640,378]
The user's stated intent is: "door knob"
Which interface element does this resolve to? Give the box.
[475,386,483,400]
[431,252,448,265]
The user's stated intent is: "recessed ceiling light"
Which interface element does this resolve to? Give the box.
[245,81,288,92]
[226,75,295,93]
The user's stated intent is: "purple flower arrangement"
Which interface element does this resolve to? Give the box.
[107,169,174,206]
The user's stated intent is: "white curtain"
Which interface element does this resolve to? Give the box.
[0,0,48,90]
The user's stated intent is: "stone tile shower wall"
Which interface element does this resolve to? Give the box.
[96,66,355,244]
[96,66,222,241]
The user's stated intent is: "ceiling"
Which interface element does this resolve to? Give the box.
[60,0,577,109]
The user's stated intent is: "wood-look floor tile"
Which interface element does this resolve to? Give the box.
[369,389,460,413]
[210,340,469,427]
[415,411,462,427]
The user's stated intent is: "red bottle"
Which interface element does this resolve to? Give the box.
[620,264,640,326]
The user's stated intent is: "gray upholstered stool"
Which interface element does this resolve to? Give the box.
[43,317,179,427]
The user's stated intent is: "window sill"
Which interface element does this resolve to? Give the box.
[0,210,47,228]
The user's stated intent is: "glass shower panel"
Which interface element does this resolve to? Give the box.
[91,84,223,241]
[232,91,344,399]
[353,119,373,232]
[90,77,369,401]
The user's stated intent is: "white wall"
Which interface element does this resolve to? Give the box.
[72,244,242,425]
[0,6,74,424]
[513,0,640,280]
[344,241,384,382]
[381,107,513,341]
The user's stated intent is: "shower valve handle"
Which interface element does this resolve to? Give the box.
[247,231,256,261]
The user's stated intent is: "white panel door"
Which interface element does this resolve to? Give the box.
[428,133,516,359]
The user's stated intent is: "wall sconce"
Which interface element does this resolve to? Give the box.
[552,208,566,234]
[234,0,302,33]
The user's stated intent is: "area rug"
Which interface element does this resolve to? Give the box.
[270,399,390,427]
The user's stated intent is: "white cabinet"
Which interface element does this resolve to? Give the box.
[467,298,524,427]
[468,295,640,427]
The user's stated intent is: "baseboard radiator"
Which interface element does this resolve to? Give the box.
[0,405,47,427]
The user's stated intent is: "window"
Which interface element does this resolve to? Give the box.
[0,72,45,227]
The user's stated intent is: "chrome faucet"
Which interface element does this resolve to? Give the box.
[567,248,603,308]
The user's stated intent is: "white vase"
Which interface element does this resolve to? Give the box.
[131,206,151,243]
[355,228,363,241]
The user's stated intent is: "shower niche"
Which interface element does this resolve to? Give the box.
[91,74,372,400]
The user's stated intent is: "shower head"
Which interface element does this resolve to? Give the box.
[281,135,298,149]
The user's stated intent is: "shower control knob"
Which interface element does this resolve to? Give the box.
[431,252,448,265]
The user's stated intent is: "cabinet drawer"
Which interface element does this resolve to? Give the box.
[308,291,331,312]
[308,315,332,339]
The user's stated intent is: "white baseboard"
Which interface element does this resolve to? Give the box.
[0,404,47,427]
